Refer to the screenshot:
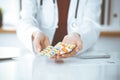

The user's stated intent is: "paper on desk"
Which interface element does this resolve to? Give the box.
[0,47,20,59]
[76,50,110,59]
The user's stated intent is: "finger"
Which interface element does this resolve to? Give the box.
[60,54,70,58]
[59,48,76,58]
[44,37,50,48]
[51,54,60,60]
[62,35,69,43]
[41,37,50,49]
[33,42,42,53]
[33,34,42,53]
[75,40,82,52]
[56,53,61,59]
[62,36,76,45]
[51,54,57,59]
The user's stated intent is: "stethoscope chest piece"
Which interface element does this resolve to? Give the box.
[71,19,80,30]
[72,22,78,28]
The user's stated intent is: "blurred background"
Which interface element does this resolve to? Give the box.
[0,0,23,48]
[0,0,120,80]
[0,0,120,48]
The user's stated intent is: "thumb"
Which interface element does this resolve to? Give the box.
[75,40,82,52]
[33,42,42,54]
[37,45,42,52]
[44,37,50,48]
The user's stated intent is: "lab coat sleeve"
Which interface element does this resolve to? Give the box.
[17,0,40,53]
[71,0,102,54]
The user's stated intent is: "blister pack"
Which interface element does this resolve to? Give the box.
[38,42,76,57]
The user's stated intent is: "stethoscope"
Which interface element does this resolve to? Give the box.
[39,0,80,29]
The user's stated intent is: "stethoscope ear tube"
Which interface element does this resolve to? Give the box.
[53,0,56,4]
[40,0,79,19]
[40,0,56,6]
[40,0,43,6]
[75,0,80,19]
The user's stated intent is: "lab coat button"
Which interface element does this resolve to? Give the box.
[56,25,59,28]
[72,22,78,28]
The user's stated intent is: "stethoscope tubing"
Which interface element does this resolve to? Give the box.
[40,0,79,19]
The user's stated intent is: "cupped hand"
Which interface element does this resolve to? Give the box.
[55,32,82,59]
[32,31,50,54]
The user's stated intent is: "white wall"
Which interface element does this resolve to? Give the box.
[101,0,120,31]
[0,0,20,26]
[110,0,120,27]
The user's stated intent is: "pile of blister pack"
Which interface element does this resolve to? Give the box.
[38,42,76,57]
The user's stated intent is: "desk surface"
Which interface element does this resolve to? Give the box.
[0,49,120,80]
[0,31,120,80]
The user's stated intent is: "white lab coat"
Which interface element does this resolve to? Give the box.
[17,0,102,54]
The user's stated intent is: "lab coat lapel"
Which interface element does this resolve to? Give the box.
[68,0,78,22]
[68,0,87,24]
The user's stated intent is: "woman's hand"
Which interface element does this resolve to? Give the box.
[55,32,82,59]
[32,31,50,54]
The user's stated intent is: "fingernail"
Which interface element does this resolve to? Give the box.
[61,54,65,56]
[38,48,41,52]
